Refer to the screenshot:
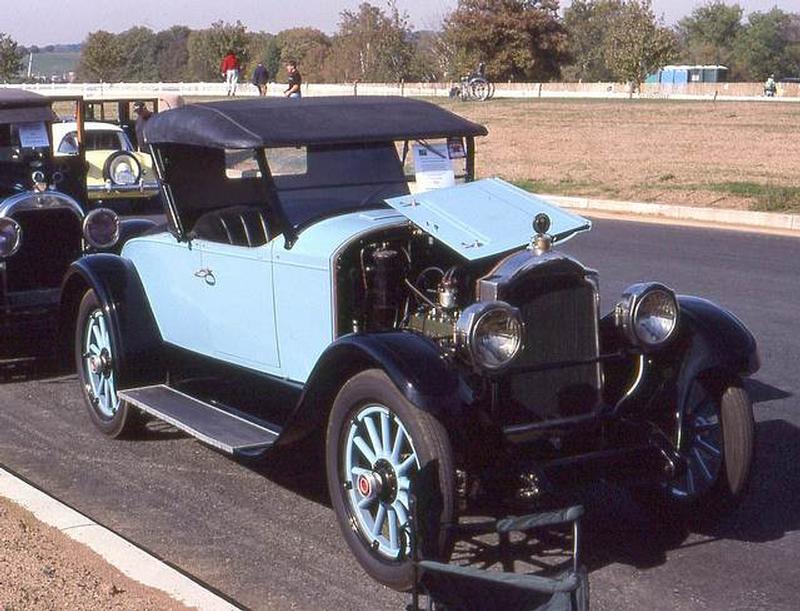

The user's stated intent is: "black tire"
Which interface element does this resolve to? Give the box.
[326,369,455,591]
[75,289,142,438]
[636,379,754,520]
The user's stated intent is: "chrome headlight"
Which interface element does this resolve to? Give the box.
[0,218,22,258]
[616,283,679,349]
[83,208,120,249]
[104,152,141,186]
[456,301,523,371]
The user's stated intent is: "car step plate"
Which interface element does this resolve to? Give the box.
[118,384,281,455]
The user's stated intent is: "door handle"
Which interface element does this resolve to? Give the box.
[194,268,216,286]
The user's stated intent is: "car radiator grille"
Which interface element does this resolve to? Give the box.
[4,209,82,293]
[504,277,601,421]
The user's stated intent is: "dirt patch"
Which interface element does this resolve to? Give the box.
[438,98,800,212]
[0,498,190,611]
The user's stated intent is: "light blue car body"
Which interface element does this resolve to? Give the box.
[121,178,589,384]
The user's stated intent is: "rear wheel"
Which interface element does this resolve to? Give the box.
[75,289,141,437]
[326,369,455,591]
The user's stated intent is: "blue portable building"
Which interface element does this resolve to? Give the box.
[646,65,728,85]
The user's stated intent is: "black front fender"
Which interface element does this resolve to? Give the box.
[279,332,461,445]
[675,295,759,382]
[60,254,164,387]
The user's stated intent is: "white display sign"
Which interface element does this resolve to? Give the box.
[18,122,50,149]
[413,143,455,192]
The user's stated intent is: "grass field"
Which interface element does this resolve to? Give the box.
[29,52,80,77]
[435,98,800,213]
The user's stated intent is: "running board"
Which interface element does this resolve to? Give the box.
[118,384,281,455]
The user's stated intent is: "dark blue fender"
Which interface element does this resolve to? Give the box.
[279,331,461,445]
[117,218,159,250]
[671,296,759,432]
[60,254,165,387]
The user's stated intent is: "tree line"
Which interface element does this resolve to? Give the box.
[2,1,799,85]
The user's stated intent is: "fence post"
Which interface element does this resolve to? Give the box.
[353,80,359,97]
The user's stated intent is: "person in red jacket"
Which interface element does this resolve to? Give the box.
[220,50,240,97]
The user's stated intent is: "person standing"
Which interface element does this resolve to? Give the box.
[284,61,302,99]
[132,101,152,152]
[252,61,269,97]
[220,50,240,97]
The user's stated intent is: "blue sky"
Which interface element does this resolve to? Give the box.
[3,1,797,45]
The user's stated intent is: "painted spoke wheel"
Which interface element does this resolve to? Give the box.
[344,404,419,559]
[638,378,754,520]
[326,369,454,591]
[82,309,120,419]
[75,289,141,438]
[668,383,723,500]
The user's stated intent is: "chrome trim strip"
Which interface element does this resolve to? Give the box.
[87,182,159,194]
[0,190,84,220]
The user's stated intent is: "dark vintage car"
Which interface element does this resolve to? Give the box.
[0,89,152,354]
[62,97,759,590]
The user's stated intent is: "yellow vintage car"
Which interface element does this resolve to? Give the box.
[52,120,159,212]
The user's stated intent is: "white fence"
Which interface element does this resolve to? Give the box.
[5,81,800,102]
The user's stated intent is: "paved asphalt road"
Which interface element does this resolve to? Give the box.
[1,218,798,610]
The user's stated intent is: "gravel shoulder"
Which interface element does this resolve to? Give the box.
[0,497,190,611]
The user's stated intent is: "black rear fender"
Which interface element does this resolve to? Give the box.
[60,254,164,386]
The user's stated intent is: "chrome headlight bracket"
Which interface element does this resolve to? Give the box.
[615,283,679,350]
[455,300,524,372]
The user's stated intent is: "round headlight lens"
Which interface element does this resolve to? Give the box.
[633,288,678,346]
[83,208,120,249]
[457,301,523,371]
[0,218,22,258]
[107,153,141,186]
[617,283,679,349]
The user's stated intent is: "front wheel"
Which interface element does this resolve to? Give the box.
[75,289,142,438]
[326,369,455,591]
[638,378,754,520]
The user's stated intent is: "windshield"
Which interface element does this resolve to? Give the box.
[225,139,469,231]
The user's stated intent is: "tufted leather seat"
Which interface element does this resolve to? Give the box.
[191,205,271,247]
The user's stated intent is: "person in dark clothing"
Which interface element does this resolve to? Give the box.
[252,62,269,96]
[284,61,302,98]
[132,101,152,152]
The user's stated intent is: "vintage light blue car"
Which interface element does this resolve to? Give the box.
[61,96,759,590]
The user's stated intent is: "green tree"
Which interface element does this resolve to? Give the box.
[604,0,677,93]
[275,28,331,82]
[77,31,124,81]
[676,1,743,66]
[156,26,191,81]
[324,2,414,82]
[442,0,571,82]
[187,20,250,81]
[116,27,159,81]
[0,33,23,81]
[734,8,799,80]
[563,0,624,81]
[408,30,452,81]
[247,32,281,81]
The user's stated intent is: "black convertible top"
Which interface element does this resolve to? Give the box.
[0,88,56,123]
[143,96,488,149]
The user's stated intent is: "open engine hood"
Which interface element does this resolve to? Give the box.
[384,178,591,261]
